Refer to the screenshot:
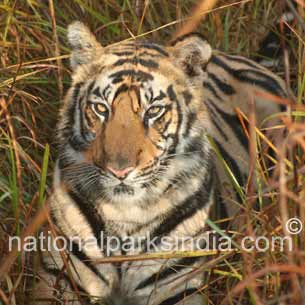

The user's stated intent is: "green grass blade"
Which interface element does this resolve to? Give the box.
[207,135,246,202]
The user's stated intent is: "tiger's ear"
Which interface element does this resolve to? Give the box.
[67,21,103,69]
[169,33,212,77]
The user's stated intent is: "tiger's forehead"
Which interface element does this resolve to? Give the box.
[89,69,175,109]
[72,40,187,104]
[96,40,183,81]
[104,40,170,58]
[80,41,182,97]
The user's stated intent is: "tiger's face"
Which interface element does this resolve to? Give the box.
[57,22,213,205]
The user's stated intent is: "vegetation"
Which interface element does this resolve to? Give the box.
[0,0,304,304]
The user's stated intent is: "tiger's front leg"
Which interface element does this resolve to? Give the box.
[117,239,208,305]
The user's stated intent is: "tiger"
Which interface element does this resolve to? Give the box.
[31,21,288,305]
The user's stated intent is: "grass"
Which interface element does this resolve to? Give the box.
[0,0,304,304]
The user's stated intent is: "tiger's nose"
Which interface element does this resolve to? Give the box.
[107,166,134,179]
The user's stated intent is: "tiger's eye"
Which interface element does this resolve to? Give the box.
[92,103,108,117]
[146,106,164,119]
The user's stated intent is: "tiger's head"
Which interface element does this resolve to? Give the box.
[57,22,213,206]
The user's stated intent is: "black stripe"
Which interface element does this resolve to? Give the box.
[152,90,166,103]
[113,57,159,69]
[208,98,248,151]
[161,116,172,134]
[135,256,201,290]
[63,82,91,151]
[183,136,206,156]
[92,86,102,98]
[158,288,199,305]
[102,84,111,99]
[204,101,228,141]
[57,154,73,172]
[133,85,141,108]
[139,58,159,69]
[222,54,260,69]
[182,90,193,106]
[203,80,223,101]
[183,111,197,137]
[169,163,201,187]
[210,55,286,97]
[113,57,137,67]
[70,242,109,285]
[207,72,236,96]
[115,262,122,281]
[84,106,94,129]
[68,135,88,151]
[166,85,182,155]
[78,94,88,143]
[140,43,169,57]
[61,82,83,140]
[67,190,105,249]
[112,83,129,101]
[170,32,207,46]
[240,69,286,96]
[148,169,214,244]
[109,69,154,84]
[214,138,245,195]
[139,50,165,58]
[150,139,165,151]
[87,80,95,94]
[112,51,134,56]
[111,83,141,106]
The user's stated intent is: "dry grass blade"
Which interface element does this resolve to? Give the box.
[0,203,49,280]
[92,250,234,264]
[48,0,63,99]
[172,0,219,39]
[220,264,305,305]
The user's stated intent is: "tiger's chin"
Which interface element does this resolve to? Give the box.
[104,184,150,206]
[113,184,135,196]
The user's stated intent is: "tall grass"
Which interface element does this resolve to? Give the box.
[0,0,304,304]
